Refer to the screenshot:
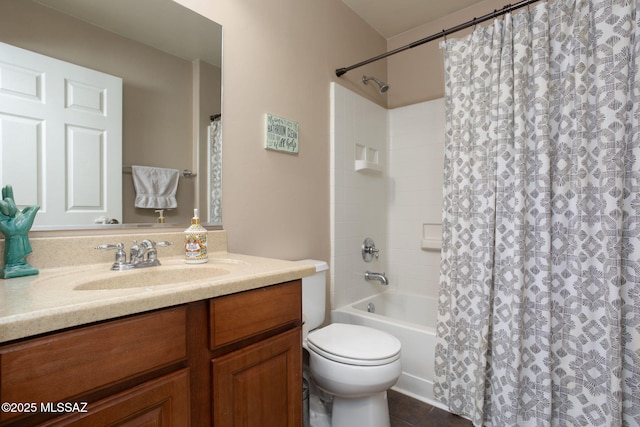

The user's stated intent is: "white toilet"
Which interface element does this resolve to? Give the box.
[300,260,402,427]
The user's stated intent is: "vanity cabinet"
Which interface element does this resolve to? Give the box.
[0,280,303,426]
[0,306,188,426]
[209,280,302,427]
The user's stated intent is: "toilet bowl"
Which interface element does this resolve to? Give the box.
[307,323,401,427]
[299,260,402,427]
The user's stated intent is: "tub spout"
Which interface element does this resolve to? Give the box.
[365,271,388,286]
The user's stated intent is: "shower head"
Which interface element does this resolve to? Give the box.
[362,75,389,94]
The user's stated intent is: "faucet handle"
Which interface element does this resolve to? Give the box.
[140,239,154,250]
[96,242,127,265]
[96,243,122,251]
[139,240,172,250]
[145,241,173,264]
[361,238,380,262]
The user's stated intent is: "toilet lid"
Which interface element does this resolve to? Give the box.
[307,323,401,366]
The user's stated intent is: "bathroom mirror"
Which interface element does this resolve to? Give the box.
[0,0,222,229]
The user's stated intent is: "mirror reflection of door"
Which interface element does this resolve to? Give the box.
[0,42,123,226]
[0,0,222,229]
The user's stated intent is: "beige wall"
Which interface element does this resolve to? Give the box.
[387,0,515,108]
[176,0,388,262]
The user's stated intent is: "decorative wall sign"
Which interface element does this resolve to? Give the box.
[265,113,298,154]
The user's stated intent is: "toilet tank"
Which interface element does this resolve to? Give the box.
[298,259,328,332]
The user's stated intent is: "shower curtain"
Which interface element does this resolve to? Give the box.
[434,1,640,426]
[208,120,222,224]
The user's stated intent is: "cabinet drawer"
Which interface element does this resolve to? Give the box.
[41,369,190,426]
[0,306,187,421]
[209,281,301,350]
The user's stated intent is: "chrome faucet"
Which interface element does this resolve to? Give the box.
[130,239,155,265]
[365,271,389,286]
[97,239,173,271]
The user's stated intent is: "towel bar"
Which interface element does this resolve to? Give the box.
[122,166,196,178]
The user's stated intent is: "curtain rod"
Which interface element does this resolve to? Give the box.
[335,0,541,77]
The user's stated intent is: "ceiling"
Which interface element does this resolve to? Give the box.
[342,0,488,38]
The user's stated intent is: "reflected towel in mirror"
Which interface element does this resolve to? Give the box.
[132,165,179,209]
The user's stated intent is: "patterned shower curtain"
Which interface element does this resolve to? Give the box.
[208,120,222,224]
[434,1,640,426]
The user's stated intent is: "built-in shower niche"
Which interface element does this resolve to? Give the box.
[355,143,383,173]
[421,223,442,250]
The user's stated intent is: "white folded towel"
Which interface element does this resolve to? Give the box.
[132,165,180,209]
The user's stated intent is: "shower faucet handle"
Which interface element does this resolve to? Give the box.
[362,237,379,262]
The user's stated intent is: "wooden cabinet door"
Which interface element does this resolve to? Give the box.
[41,369,190,426]
[212,328,302,427]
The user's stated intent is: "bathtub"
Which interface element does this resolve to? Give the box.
[331,291,445,409]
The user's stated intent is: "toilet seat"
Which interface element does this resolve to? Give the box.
[307,323,401,366]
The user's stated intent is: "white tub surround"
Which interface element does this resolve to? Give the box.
[387,99,445,297]
[330,83,388,309]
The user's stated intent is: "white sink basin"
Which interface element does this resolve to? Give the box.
[73,265,231,290]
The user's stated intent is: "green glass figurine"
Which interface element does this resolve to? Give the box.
[0,185,39,279]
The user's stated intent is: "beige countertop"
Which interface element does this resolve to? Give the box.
[0,251,316,344]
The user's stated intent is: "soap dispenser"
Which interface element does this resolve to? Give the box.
[155,209,166,223]
[184,209,208,264]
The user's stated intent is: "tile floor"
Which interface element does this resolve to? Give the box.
[388,390,473,427]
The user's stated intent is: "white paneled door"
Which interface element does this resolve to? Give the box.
[0,42,122,227]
